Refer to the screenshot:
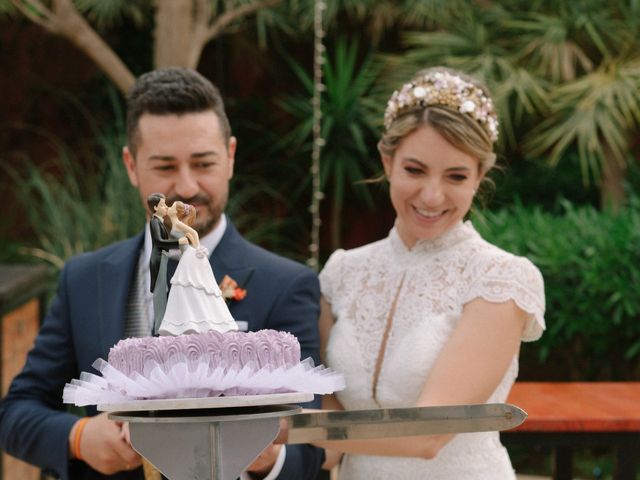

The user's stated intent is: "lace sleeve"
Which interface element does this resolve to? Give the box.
[463,254,546,342]
[319,249,346,306]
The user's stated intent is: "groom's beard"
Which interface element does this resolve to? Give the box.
[166,192,227,237]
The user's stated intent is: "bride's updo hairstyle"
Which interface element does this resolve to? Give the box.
[174,201,197,226]
[380,67,499,180]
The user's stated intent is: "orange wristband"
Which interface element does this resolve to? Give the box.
[72,417,90,461]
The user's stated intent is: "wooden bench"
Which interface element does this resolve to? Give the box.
[503,382,640,480]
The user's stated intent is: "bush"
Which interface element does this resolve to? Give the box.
[5,131,144,271]
[472,199,640,380]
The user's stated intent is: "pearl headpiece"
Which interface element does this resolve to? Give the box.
[384,71,499,143]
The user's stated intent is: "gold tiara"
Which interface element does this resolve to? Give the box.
[384,71,499,143]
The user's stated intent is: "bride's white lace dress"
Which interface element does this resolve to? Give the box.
[319,221,545,479]
[159,229,237,335]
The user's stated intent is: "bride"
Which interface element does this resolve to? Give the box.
[158,201,238,335]
[317,68,545,479]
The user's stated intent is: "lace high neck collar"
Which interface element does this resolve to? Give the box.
[389,220,477,257]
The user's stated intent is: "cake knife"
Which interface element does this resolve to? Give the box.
[282,403,526,444]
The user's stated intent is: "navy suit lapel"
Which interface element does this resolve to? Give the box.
[98,233,144,358]
[210,221,254,287]
[210,221,255,329]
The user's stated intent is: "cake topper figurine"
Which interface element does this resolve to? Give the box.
[147,193,186,334]
[157,200,238,335]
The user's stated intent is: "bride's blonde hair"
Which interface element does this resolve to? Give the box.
[174,201,196,226]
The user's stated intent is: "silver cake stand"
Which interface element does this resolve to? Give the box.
[104,394,526,480]
[103,393,310,480]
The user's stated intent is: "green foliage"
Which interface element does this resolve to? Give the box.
[489,151,600,212]
[283,0,462,41]
[74,0,149,29]
[6,129,290,266]
[0,0,16,17]
[226,173,300,259]
[278,37,381,249]
[525,60,640,182]
[382,0,640,194]
[5,129,144,270]
[472,199,640,380]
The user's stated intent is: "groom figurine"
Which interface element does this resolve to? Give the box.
[147,192,187,334]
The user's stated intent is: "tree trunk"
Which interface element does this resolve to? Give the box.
[12,0,135,93]
[600,146,627,211]
[154,0,194,68]
[12,0,283,91]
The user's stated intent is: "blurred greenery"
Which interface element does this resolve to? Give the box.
[278,37,381,249]
[380,0,640,207]
[472,198,640,380]
[3,99,289,279]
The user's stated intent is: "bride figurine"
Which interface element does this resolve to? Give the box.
[158,201,238,336]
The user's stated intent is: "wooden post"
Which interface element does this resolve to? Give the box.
[0,264,49,480]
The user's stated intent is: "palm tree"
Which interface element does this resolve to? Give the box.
[2,0,284,92]
[278,38,381,250]
[515,1,640,208]
[1,0,460,93]
[382,0,640,208]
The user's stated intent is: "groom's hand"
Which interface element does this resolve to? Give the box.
[70,412,142,474]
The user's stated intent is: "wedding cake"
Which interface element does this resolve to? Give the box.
[62,201,343,407]
[108,329,301,378]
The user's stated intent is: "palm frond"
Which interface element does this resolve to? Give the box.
[74,0,148,29]
[504,13,594,82]
[525,58,640,183]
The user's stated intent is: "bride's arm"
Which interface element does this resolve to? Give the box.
[174,221,200,247]
[313,298,528,459]
[318,297,344,470]
[184,226,199,246]
[319,296,334,365]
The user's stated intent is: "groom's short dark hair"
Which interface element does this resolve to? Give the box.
[147,192,166,213]
[126,68,231,157]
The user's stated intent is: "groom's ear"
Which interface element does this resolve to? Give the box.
[122,146,139,188]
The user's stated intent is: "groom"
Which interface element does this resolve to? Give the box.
[147,192,186,334]
[0,68,325,480]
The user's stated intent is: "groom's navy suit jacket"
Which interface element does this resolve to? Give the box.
[0,221,324,480]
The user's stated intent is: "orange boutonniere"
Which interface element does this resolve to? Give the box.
[219,275,247,302]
